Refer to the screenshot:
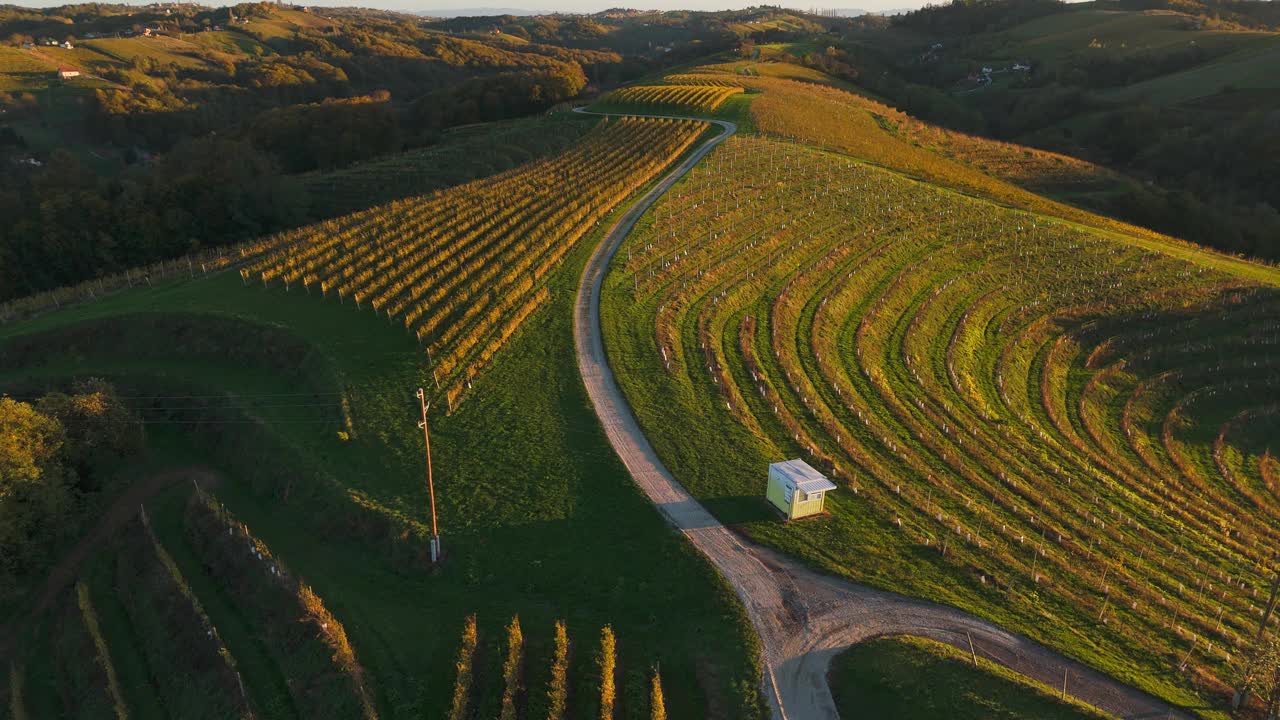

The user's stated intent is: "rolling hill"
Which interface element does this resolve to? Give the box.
[2,4,1277,718]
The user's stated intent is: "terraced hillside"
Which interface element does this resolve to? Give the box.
[604,84,745,113]
[240,116,706,410]
[601,132,1280,712]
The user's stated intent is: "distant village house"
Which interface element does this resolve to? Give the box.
[57,68,81,80]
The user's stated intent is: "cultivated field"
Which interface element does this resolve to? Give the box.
[603,84,744,113]
[242,115,707,410]
[602,132,1280,712]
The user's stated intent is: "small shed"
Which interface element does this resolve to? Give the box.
[766,459,836,520]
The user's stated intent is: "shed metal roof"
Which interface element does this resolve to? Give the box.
[769,458,837,492]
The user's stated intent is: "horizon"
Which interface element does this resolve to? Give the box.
[2,0,928,15]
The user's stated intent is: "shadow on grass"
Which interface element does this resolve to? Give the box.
[704,495,777,525]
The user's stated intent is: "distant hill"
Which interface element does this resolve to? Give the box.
[790,6,915,16]
[416,7,542,17]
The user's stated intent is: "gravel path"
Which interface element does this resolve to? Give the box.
[572,107,1195,720]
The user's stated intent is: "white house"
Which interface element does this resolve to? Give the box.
[766,459,836,520]
[57,68,81,80]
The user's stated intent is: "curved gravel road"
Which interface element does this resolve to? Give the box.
[572,107,1196,720]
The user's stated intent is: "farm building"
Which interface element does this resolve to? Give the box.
[766,459,836,520]
[57,68,81,79]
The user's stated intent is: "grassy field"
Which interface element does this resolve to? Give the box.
[994,8,1276,62]
[2,78,115,166]
[1102,34,1280,105]
[0,123,763,718]
[82,36,214,70]
[243,9,340,41]
[599,95,1279,717]
[828,636,1113,720]
[190,30,277,57]
[29,43,125,74]
[0,47,56,92]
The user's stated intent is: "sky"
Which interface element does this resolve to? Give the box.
[7,0,928,16]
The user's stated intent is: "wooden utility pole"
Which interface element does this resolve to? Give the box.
[416,387,440,563]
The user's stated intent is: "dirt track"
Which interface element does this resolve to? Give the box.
[572,107,1195,720]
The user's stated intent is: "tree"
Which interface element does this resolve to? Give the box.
[36,378,142,485]
[0,397,70,575]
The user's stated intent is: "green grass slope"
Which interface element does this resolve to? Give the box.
[997,8,1273,60]
[829,636,1113,720]
[1102,34,1280,105]
[0,47,56,92]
